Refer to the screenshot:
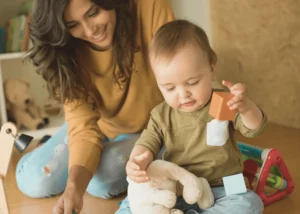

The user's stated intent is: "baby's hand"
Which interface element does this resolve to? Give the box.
[222,80,253,114]
[126,151,152,183]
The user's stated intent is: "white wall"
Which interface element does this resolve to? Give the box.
[170,0,212,41]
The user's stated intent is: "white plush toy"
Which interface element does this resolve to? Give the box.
[127,160,214,214]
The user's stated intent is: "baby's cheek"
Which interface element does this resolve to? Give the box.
[163,94,176,107]
[196,89,211,103]
[172,97,180,109]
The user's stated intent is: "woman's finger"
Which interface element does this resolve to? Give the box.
[64,200,74,214]
[53,205,64,214]
[53,197,64,214]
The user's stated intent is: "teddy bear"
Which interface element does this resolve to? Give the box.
[127,159,214,214]
[4,78,49,130]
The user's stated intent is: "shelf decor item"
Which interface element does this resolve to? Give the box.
[0,52,64,140]
[4,78,49,130]
[0,28,5,54]
[0,122,33,214]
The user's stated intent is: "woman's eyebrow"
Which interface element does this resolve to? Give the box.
[65,5,97,24]
[84,4,97,16]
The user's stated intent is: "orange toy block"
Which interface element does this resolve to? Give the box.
[209,92,236,121]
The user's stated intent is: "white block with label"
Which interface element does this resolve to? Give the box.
[222,173,247,196]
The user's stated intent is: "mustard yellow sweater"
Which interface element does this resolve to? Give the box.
[64,0,175,174]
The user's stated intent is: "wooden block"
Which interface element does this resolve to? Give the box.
[0,177,9,214]
[209,92,236,121]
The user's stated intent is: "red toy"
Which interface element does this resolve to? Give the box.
[238,143,295,205]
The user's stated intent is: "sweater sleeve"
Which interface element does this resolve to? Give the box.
[135,110,164,158]
[151,0,175,36]
[234,108,268,138]
[64,99,104,174]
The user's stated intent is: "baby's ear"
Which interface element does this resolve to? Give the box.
[211,64,217,80]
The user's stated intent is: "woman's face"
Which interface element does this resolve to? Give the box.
[64,0,116,50]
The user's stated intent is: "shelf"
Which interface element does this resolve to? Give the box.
[0,52,26,61]
[18,114,65,140]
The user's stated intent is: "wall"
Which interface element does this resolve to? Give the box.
[211,0,300,129]
[170,0,211,40]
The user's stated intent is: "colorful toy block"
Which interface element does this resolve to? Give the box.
[238,142,295,206]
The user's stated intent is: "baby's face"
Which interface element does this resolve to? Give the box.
[151,44,216,112]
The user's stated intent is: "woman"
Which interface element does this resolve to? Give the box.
[16,0,174,213]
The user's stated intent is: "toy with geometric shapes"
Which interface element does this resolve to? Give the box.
[238,142,295,206]
[0,122,33,214]
[209,91,236,121]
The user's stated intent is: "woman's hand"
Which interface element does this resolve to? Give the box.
[126,148,153,183]
[53,165,93,214]
[53,184,83,214]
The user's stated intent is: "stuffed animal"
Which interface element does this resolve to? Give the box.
[4,78,49,130]
[127,159,214,214]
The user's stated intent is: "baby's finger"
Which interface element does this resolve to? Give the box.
[131,176,150,183]
[227,94,243,106]
[126,166,141,178]
[229,101,244,110]
[230,83,246,94]
[134,150,151,162]
[131,169,147,177]
[222,80,234,89]
[127,160,140,170]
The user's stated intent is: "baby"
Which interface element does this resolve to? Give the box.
[126,19,267,214]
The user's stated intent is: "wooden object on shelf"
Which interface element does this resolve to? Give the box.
[0,52,25,61]
[209,91,236,121]
[0,176,8,214]
[0,122,32,214]
[0,123,17,214]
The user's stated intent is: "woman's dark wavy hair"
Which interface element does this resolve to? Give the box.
[28,0,136,103]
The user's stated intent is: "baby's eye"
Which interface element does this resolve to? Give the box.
[187,80,199,86]
[166,87,175,91]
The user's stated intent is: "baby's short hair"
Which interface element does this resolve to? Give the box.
[149,19,217,65]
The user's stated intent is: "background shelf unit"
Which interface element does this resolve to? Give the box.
[0,52,64,140]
